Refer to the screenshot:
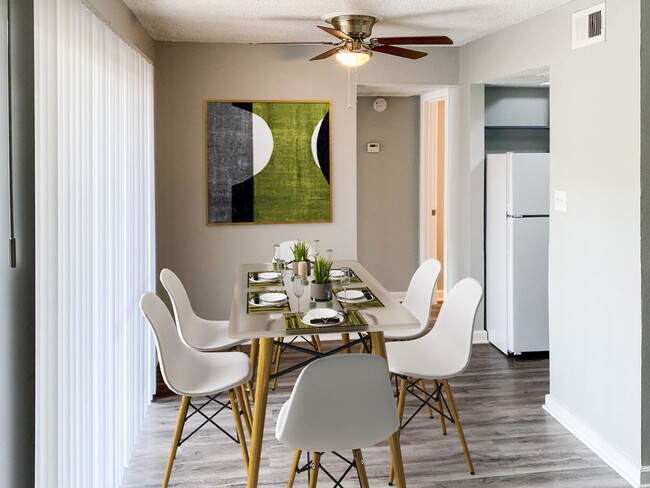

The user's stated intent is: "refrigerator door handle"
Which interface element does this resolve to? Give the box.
[507,214,549,218]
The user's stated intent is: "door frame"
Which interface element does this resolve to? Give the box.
[419,88,450,298]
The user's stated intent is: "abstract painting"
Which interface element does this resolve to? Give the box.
[205,101,331,224]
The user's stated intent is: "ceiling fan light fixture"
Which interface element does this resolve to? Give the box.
[335,50,371,67]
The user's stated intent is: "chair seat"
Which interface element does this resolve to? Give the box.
[385,338,462,379]
[165,350,252,397]
[384,327,429,341]
[183,318,246,352]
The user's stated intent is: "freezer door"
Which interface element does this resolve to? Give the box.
[485,154,509,354]
[507,216,549,353]
[506,153,550,216]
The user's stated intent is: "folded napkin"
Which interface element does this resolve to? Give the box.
[309,316,340,325]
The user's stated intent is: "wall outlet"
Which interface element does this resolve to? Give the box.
[367,142,379,153]
[554,190,567,212]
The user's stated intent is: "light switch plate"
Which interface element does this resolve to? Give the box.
[554,190,567,212]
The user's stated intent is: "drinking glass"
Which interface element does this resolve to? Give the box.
[276,259,285,283]
[340,266,351,300]
[312,240,320,258]
[325,248,334,262]
[293,277,305,314]
[273,244,281,266]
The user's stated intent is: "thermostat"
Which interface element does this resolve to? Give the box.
[367,142,380,153]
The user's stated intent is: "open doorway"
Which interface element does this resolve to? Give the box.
[420,90,448,303]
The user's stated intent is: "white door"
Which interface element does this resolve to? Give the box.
[507,216,550,353]
[507,153,550,216]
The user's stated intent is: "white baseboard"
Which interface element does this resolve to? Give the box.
[544,394,649,488]
[473,329,488,344]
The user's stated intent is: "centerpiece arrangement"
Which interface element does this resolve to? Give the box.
[311,255,334,302]
[291,241,311,279]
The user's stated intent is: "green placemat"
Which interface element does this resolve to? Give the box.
[329,268,362,284]
[247,271,282,288]
[284,309,367,331]
[333,287,385,309]
[247,291,290,314]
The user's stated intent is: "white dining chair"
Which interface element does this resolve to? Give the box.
[275,354,399,487]
[140,292,253,488]
[160,268,246,352]
[385,278,483,478]
[160,268,253,426]
[384,258,441,341]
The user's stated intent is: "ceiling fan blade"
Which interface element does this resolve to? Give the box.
[372,36,453,46]
[252,41,340,45]
[317,25,353,41]
[309,48,340,61]
[371,45,428,59]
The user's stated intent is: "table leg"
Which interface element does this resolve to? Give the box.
[247,337,273,488]
[341,333,350,353]
[369,331,407,488]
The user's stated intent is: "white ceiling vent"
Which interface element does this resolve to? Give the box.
[572,3,606,49]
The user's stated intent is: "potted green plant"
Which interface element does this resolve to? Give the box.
[311,255,334,302]
[291,241,311,278]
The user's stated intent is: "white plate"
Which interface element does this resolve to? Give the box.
[337,290,365,301]
[329,270,348,279]
[250,272,280,282]
[300,310,344,327]
[305,308,338,320]
[259,292,287,303]
[249,295,288,307]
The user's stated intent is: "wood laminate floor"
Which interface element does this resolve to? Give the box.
[121,340,628,488]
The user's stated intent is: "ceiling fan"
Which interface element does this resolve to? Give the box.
[260,14,453,67]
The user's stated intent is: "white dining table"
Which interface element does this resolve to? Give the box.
[229,259,419,488]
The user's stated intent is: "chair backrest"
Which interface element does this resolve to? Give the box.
[275,354,399,452]
[421,277,483,376]
[160,268,197,345]
[139,291,194,395]
[402,259,442,335]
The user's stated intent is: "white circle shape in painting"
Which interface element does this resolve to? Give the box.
[252,113,274,176]
[311,117,325,170]
[373,97,387,112]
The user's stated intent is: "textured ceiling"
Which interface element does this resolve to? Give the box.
[123,0,573,46]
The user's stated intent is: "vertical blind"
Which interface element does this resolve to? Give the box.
[34,0,156,486]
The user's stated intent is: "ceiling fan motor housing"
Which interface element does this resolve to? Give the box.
[328,14,378,39]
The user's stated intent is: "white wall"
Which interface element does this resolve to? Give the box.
[155,43,458,318]
[357,96,420,292]
[458,0,643,472]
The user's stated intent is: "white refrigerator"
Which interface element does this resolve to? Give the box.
[486,152,549,355]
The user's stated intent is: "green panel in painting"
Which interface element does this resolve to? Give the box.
[252,102,330,222]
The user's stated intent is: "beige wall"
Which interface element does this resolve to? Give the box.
[155,42,458,318]
[357,96,420,292]
[84,0,155,62]
[458,0,643,470]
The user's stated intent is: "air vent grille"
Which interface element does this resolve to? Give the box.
[572,3,606,49]
[588,11,602,38]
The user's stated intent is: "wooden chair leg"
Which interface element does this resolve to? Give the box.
[434,380,447,435]
[419,379,434,418]
[353,449,369,488]
[239,384,253,430]
[272,338,284,390]
[308,452,321,488]
[389,377,408,485]
[341,333,350,353]
[229,389,249,471]
[443,379,474,475]
[287,449,302,488]
[163,395,190,488]
[234,386,252,439]
[249,339,259,403]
